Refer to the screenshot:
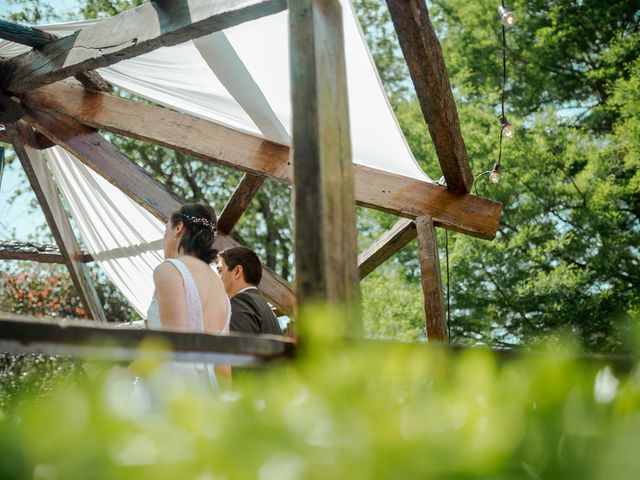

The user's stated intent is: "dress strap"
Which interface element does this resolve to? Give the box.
[165,259,204,332]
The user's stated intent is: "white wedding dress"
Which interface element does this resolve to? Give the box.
[145,258,231,394]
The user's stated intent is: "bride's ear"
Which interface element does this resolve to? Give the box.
[175,221,186,237]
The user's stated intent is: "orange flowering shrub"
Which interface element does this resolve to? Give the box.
[1,263,140,408]
[0,264,139,322]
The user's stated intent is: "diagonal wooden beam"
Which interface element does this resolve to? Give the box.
[1,0,287,94]
[21,82,501,239]
[358,218,416,280]
[22,105,295,316]
[0,91,25,124]
[0,127,54,148]
[6,121,106,322]
[386,0,474,195]
[415,215,447,342]
[0,18,110,92]
[0,18,57,47]
[217,173,265,234]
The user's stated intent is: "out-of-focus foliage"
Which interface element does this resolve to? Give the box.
[0,354,85,412]
[0,262,139,409]
[0,309,639,479]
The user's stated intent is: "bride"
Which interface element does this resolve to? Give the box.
[146,203,231,391]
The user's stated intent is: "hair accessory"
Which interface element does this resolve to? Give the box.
[177,213,216,232]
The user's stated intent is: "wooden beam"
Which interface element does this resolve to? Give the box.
[22,105,296,316]
[0,92,24,124]
[0,128,54,148]
[21,82,501,239]
[0,18,57,48]
[415,215,447,342]
[1,0,287,94]
[0,313,295,366]
[289,0,360,319]
[0,240,93,263]
[386,0,473,194]
[217,173,265,234]
[6,121,107,322]
[358,218,416,280]
[4,313,635,371]
[0,18,110,92]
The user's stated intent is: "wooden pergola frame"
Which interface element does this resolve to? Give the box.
[0,0,501,360]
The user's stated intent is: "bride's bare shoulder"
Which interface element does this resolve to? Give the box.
[153,261,180,285]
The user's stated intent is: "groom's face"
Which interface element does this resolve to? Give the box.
[217,258,233,295]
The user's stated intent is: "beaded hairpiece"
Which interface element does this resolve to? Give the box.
[177,213,216,232]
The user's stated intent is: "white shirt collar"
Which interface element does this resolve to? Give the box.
[236,286,258,296]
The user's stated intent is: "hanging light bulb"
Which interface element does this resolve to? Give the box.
[489,163,500,183]
[498,5,516,28]
[500,116,514,138]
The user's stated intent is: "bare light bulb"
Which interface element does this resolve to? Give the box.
[498,5,516,28]
[500,117,514,138]
[490,164,500,183]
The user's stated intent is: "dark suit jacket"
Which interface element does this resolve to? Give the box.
[229,287,283,335]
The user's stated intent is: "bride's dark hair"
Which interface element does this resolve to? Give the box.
[171,203,218,264]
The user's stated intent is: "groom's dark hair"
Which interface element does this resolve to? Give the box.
[218,247,263,285]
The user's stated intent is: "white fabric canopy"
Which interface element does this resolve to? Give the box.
[1,1,434,319]
[45,148,164,316]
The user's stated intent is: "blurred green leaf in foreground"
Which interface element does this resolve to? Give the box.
[1,307,639,479]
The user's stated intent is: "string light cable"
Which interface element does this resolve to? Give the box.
[490,2,517,184]
[445,229,451,342]
[449,3,518,340]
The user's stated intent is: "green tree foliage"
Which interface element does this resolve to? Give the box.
[353,0,639,351]
[78,0,145,19]
[430,0,640,129]
[362,266,425,342]
[452,112,639,350]
[353,0,410,104]
[2,0,59,22]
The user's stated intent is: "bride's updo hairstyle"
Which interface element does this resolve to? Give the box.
[171,203,218,264]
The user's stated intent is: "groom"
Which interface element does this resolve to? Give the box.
[216,247,283,336]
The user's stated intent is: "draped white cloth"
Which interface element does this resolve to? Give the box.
[45,148,164,316]
[1,1,433,318]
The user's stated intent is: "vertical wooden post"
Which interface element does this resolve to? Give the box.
[289,0,360,331]
[7,122,107,322]
[415,215,447,342]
